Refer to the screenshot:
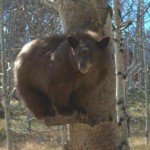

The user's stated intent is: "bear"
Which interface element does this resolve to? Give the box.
[14,30,111,122]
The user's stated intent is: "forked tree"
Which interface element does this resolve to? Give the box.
[39,0,121,149]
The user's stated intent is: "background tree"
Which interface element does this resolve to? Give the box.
[0,0,12,149]
[113,0,130,149]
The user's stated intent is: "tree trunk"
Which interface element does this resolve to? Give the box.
[0,1,12,149]
[143,35,149,146]
[40,0,119,149]
[133,0,145,89]
[113,0,130,149]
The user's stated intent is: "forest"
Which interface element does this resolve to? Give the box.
[0,0,150,150]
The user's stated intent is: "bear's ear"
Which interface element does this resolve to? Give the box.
[67,35,79,49]
[96,36,110,49]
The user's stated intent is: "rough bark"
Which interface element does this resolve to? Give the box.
[58,0,102,34]
[39,0,119,149]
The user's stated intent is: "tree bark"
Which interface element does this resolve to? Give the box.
[0,1,12,149]
[39,0,119,149]
[113,0,130,149]
[143,35,149,146]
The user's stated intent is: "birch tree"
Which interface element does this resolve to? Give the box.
[143,35,149,146]
[0,0,12,149]
[39,0,119,149]
[113,0,130,149]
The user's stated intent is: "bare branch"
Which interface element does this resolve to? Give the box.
[44,115,86,126]
[113,20,133,31]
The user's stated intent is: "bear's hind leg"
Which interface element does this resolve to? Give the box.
[17,87,55,120]
[69,92,87,115]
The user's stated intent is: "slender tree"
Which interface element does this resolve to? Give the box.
[113,0,130,149]
[143,36,149,146]
[133,0,145,89]
[0,0,12,149]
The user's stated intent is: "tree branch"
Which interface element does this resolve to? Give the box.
[39,0,60,11]
[44,115,87,126]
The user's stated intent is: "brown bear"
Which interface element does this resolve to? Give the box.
[14,30,111,121]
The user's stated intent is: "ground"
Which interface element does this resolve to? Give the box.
[0,95,150,150]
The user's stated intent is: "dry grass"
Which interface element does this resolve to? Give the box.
[0,141,62,150]
[1,136,150,150]
[129,136,150,150]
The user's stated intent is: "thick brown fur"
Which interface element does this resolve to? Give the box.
[14,31,112,120]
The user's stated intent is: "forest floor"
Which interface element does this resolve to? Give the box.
[1,119,150,150]
[0,129,62,150]
[1,133,150,150]
[0,118,64,150]
[0,96,150,150]
[0,137,150,150]
[127,94,150,150]
[129,136,150,150]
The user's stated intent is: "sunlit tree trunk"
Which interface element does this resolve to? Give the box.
[0,0,12,149]
[113,0,130,149]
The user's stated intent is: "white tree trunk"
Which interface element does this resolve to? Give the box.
[143,36,149,146]
[113,0,130,149]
